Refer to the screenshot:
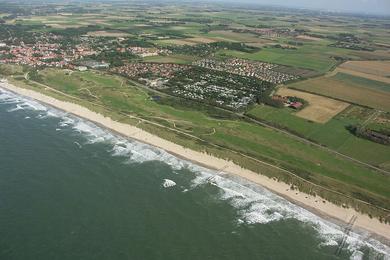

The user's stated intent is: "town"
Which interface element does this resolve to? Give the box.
[193,58,298,84]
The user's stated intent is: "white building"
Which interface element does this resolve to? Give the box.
[77,66,88,72]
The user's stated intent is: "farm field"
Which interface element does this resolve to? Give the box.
[155,39,201,46]
[153,35,224,47]
[246,105,390,170]
[288,73,390,111]
[276,88,350,123]
[87,30,132,37]
[206,30,270,44]
[217,47,337,73]
[338,61,390,84]
[142,55,195,64]
[340,61,390,77]
[8,68,390,213]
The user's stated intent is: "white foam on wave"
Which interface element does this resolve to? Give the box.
[0,88,47,112]
[162,179,176,188]
[190,173,390,258]
[1,87,389,258]
[111,140,187,170]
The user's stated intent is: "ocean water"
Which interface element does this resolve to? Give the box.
[0,88,389,260]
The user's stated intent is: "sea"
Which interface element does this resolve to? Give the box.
[0,87,389,260]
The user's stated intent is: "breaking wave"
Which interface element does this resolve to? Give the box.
[162,179,177,188]
[1,87,389,259]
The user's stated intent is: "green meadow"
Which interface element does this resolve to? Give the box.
[247,105,390,170]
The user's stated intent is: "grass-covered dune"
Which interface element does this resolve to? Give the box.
[7,67,390,220]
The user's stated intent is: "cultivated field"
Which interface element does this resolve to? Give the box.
[207,30,269,43]
[156,37,219,46]
[277,88,349,123]
[87,31,131,37]
[288,73,390,111]
[156,39,198,46]
[338,61,390,84]
[295,35,323,41]
[184,37,219,44]
[247,104,390,170]
[142,55,195,64]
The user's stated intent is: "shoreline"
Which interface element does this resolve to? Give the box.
[1,81,389,243]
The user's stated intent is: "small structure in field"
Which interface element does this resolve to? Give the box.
[271,94,305,110]
[289,101,303,109]
[77,66,88,71]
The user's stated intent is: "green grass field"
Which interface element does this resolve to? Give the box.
[7,68,389,217]
[247,105,390,170]
[333,73,390,92]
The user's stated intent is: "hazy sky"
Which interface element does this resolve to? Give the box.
[238,0,390,15]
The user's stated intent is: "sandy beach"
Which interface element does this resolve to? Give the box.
[1,81,389,242]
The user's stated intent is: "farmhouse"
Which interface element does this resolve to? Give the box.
[271,94,304,109]
[289,102,303,109]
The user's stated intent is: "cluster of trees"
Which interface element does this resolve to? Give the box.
[28,70,43,82]
[168,42,260,57]
[257,94,307,109]
[347,125,390,145]
[272,44,297,50]
[329,42,374,51]
[201,24,229,33]
[88,50,138,67]
[327,33,374,51]
[330,33,361,43]
[256,93,284,108]
[121,38,155,48]
[0,24,43,42]
[0,53,15,59]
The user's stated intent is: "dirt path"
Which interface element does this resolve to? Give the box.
[79,87,99,99]
[202,128,216,136]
